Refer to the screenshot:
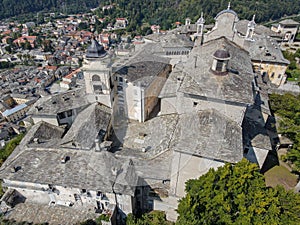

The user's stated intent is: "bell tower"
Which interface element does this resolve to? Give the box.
[83,37,113,107]
[196,12,205,37]
[246,15,256,40]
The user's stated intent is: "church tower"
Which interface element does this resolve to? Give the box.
[83,37,114,107]
[246,15,256,40]
[196,12,205,37]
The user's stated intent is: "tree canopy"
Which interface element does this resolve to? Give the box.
[282,50,300,81]
[176,158,300,225]
[126,159,300,225]
[1,0,300,30]
[126,211,173,225]
[269,93,300,171]
[96,0,300,30]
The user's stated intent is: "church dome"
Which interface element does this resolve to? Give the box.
[214,3,238,21]
[86,38,107,59]
[213,49,230,60]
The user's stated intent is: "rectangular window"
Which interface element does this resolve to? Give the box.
[216,60,223,72]
[58,112,66,119]
[67,110,72,117]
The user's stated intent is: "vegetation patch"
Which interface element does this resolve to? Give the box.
[264,165,298,190]
[282,50,300,82]
[269,93,300,172]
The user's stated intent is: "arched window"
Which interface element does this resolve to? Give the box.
[92,75,101,82]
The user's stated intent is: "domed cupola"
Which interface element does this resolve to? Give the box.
[86,36,107,59]
[215,2,238,21]
[211,46,230,75]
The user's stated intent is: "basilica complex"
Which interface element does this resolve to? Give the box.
[0,4,297,224]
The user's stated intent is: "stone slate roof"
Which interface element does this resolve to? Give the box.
[61,103,111,149]
[86,38,107,58]
[174,24,214,34]
[236,20,282,37]
[279,19,300,26]
[246,36,290,64]
[179,37,254,105]
[145,32,193,49]
[159,65,183,98]
[242,105,273,151]
[0,149,138,195]
[27,88,90,116]
[29,121,65,142]
[170,109,243,163]
[114,61,170,88]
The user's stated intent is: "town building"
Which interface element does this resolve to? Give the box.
[271,19,300,42]
[83,38,114,108]
[1,103,31,123]
[114,61,171,122]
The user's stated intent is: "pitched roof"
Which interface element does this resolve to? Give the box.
[246,36,289,64]
[27,88,90,116]
[61,103,111,149]
[2,104,28,117]
[279,19,300,26]
[0,149,138,195]
[178,37,254,105]
[170,109,243,163]
[114,61,170,88]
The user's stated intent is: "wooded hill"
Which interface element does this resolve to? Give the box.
[97,0,300,29]
[0,0,100,19]
[1,0,300,29]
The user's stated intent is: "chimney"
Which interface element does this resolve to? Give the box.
[95,138,100,151]
[111,167,118,176]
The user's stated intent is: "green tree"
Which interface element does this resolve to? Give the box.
[78,22,89,31]
[4,45,12,53]
[126,211,172,225]
[176,159,300,225]
[269,93,300,171]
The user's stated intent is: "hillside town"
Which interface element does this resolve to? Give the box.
[0,3,300,225]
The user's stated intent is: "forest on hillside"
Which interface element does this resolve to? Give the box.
[0,0,101,19]
[1,0,300,29]
[96,0,300,29]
